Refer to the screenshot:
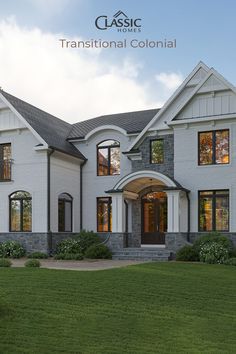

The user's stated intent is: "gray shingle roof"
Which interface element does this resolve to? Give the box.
[68,108,160,139]
[1,90,85,160]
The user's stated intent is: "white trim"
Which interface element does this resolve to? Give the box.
[82,125,128,141]
[0,92,48,147]
[114,170,177,190]
[169,113,236,126]
[127,61,210,151]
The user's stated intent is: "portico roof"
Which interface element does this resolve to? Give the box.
[106,170,189,194]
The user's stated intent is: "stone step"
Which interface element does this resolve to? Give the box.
[112,256,169,261]
[113,252,170,257]
[112,248,173,261]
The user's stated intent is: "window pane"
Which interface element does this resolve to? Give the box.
[199,197,213,231]
[98,140,119,147]
[216,197,229,231]
[58,200,64,232]
[3,145,11,160]
[10,191,31,199]
[200,191,213,196]
[0,144,11,180]
[215,130,229,164]
[11,200,21,232]
[143,202,155,232]
[151,140,164,164]
[97,199,109,232]
[98,148,109,176]
[110,147,120,175]
[199,132,213,165]
[64,201,72,232]
[23,199,32,232]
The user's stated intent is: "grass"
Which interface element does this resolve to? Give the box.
[0,262,236,354]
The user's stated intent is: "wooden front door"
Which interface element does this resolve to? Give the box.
[141,192,167,245]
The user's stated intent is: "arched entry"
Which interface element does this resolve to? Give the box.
[106,170,188,246]
[142,191,167,245]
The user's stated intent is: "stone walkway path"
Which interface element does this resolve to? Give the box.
[11,258,145,271]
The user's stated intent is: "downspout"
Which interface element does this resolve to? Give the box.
[186,191,190,242]
[80,160,86,231]
[47,148,54,254]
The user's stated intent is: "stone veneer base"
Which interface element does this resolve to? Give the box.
[0,231,235,255]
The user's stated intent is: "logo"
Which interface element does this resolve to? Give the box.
[95,10,142,32]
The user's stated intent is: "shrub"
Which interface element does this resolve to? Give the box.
[75,230,100,253]
[27,252,48,259]
[85,244,112,259]
[224,257,236,266]
[54,253,83,260]
[0,241,26,258]
[56,239,82,255]
[193,232,233,254]
[229,248,236,258]
[199,242,229,264]
[176,245,199,262]
[0,258,12,267]
[56,231,100,256]
[25,259,41,268]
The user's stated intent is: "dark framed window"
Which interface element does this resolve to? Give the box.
[97,140,120,176]
[150,139,164,164]
[198,130,229,165]
[97,197,112,232]
[58,193,73,232]
[9,191,32,232]
[0,143,11,180]
[199,190,229,232]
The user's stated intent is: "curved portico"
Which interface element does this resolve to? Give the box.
[106,170,189,246]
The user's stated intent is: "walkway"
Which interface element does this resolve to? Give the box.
[11,258,145,271]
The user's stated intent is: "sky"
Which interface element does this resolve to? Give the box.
[0,0,235,123]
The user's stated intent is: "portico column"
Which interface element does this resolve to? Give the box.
[111,193,125,232]
[166,190,181,232]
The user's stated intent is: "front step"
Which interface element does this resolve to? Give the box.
[112,248,173,261]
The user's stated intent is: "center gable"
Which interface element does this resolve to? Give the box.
[127,61,210,151]
[174,73,236,121]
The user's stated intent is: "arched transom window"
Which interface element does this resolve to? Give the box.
[97,140,120,176]
[10,191,32,232]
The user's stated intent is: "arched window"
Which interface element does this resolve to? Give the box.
[58,193,73,232]
[97,140,120,176]
[9,191,32,232]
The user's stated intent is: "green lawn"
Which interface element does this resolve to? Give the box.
[0,263,236,354]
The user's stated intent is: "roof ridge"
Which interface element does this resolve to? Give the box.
[72,107,160,127]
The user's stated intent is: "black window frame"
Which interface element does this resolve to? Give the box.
[9,191,32,232]
[97,140,120,176]
[58,193,73,232]
[97,197,112,232]
[198,129,230,166]
[0,143,12,181]
[198,189,229,232]
[150,139,164,164]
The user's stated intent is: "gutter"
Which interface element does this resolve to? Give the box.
[47,148,54,254]
[186,191,191,242]
[80,160,87,231]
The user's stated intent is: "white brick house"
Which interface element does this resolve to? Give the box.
[0,61,235,256]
